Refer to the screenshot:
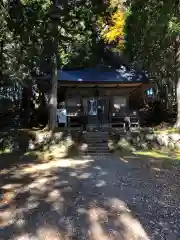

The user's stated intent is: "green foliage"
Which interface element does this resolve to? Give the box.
[169,17,180,33]
[122,0,180,125]
[125,0,174,68]
[0,2,8,41]
[0,0,111,86]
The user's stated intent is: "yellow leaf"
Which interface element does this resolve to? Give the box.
[99,8,126,49]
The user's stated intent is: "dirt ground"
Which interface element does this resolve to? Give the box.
[0,152,180,240]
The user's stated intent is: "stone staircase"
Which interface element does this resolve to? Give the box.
[82,131,110,157]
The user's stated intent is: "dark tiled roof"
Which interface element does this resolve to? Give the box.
[57,67,148,83]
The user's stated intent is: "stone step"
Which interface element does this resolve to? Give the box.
[81,147,109,151]
[85,140,108,143]
[81,153,111,158]
[86,145,108,148]
[86,137,108,140]
[86,139,108,145]
[82,130,110,155]
[87,134,108,137]
[87,151,109,154]
[87,147,109,150]
[80,152,111,157]
[87,146,109,150]
[87,151,110,154]
[85,140,108,142]
[88,146,109,149]
[85,134,109,136]
[85,135,109,137]
[84,132,109,135]
[81,152,111,157]
[84,136,109,139]
[84,135,108,138]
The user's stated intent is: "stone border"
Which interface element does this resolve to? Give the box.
[110,129,180,151]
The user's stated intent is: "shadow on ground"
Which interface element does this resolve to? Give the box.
[0,149,180,239]
[0,129,85,170]
[0,156,148,240]
[110,130,180,171]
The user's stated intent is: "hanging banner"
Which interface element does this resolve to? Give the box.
[87,99,97,116]
[57,108,67,123]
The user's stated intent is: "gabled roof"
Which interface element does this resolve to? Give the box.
[57,67,148,83]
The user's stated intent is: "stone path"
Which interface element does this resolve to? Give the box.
[0,153,180,239]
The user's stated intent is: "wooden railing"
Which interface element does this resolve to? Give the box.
[110,112,140,131]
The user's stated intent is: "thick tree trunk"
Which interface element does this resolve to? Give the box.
[176,80,180,127]
[0,40,3,81]
[48,52,58,131]
[174,36,180,127]
[48,0,59,132]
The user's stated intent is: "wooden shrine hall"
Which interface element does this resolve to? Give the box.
[40,66,149,130]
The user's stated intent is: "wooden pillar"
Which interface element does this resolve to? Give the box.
[65,86,70,129]
[80,90,83,115]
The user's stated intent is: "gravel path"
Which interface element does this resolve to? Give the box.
[0,154,180,240]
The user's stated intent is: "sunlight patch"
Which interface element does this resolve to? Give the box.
[135,150,170,159]
[95,180,106,188]
[23,159,94,174]
[37,226,63,239]
[78,172,91,179]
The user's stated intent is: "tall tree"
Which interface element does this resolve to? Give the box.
[124,0,180,125]
[48,0,58,131]
[1,0,111,129]
[173,0,180,126]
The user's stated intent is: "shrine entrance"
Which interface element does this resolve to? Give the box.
[86,97,110,131]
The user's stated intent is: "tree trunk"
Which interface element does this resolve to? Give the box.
[48,51,58,131]
[48,0,59,132]
[174,35,180,127]
[0,40,3,81]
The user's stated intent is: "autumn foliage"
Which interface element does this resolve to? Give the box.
[100,8,126,49]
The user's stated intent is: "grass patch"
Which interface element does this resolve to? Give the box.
[135,149,180,160]
[134,149,180,169]
[153,127,180,134]
[135,150,172,159]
